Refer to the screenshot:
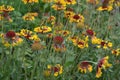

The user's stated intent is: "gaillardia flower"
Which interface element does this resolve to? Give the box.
[52,0,66,10]
[78,61,93,73]
[0,5,14,22]
[1,30,23,47]
[65,0,76,5]
[34,26,52,33]
[69,14,84,23]
[22,12,38,21]
[22,0,38,4]
[112,48,120,56]
[47,64,63,76]
[96,56,112,78]
[97,0,114,11]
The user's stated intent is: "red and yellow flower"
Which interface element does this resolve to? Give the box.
[65,0,76,5]
[22,12,38,21]
[78,61,93,73]
[96,56,112,78]
[1,31,23,47]
[69,14,84,23]
[22,0,38,4]
[52,0,66,10]
[112,48,120,56]
[34,26,52,33]
[47,64,63,76]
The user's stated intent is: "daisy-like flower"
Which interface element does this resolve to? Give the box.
[0,5,14,12]
[0,5,14,22]
[91,36,101,44]
[22,12,38,21]
[77,39,88,49]
[73,37,88,49]
[22,0,38,4]
[98,40,113,49]
[78,61,93,73]
[19,29,40,41]
[68,36,79,43]
[19,29,33,39]
[52,0,66,10]
[1,31,23,47]
[47,64,63,76]
[34,26,52,33]
[69,14,84,23]
[112,48,120,56]
[65,0,76,5]
[97,0,114,11]
[96,56,112,78]
[53,36,66,52]
[64,10,75,18]
[54,30,70,36]
[53,44,66,52]
[47,16,56,25]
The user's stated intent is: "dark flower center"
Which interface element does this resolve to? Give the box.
[6,31,16,38]
[86,29,94,36]
[73,14,80,20]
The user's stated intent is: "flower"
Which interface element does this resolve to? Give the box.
[34,26,52,33]
[65,0,76,5]
[73,37,88,49]
[96,56,112,78]
[47,16,56,25]
[1,31,23,47]
[53,36,64,45]
[97,0,114,11]
[19,29,40,41]
[64,10,74,18]
[53,44,66,52]
[78,61,93,73]
[22,12,38,21]
[91,36,112,49]
[77,39,88,49]
[91,36,101,44]
[54,30,70,36]
[86,29,94,36]
[99,40,113,49]
[112,48,120,56]
[52,0,66,10]
[47,64,63,76]
[0,5,14,22]
[0,5,14,13]
[97,6,113,11]
[31,41,44,51]
[22,0,38,4]
[69,14,84,23]
[6,31,16,38]
[19,29,33,39]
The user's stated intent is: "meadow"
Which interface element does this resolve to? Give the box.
[0,0,120,80]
